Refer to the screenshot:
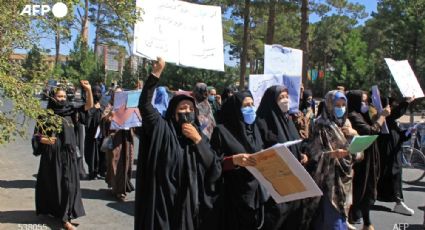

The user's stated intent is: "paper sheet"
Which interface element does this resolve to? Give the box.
[246,144,322,203]
[347,135,378,154]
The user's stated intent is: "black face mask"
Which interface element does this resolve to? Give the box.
[54,99,68,108]
[177,112,196,127]
[93,93,102,103]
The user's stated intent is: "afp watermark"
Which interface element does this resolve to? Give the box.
[393,223,409,230]
[20,2,68,18]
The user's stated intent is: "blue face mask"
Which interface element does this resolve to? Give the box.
[334,106,346,118]
[208,95,215,102]
[241,106,256,124]
[360,103,369,114]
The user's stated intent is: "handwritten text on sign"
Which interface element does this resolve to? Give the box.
[133,0,224,71]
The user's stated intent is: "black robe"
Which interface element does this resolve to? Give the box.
[135,74,222,230]
[346,90,381,211]
[256,85,303,230]
[33,102,85,222]
[377,100,410,202]
[81,106,105,178]
[210,91,268,230]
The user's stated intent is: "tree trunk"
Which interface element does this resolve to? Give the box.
[81,0,89,47]
[266,0,276,44]
[239,0,251,90]
[94,2,102,54]
[55,22,60,66]
[301,0,309,88]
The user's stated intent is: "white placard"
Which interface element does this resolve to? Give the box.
[264,44,303,112]
[249,74,301,113]
[249,74,283,108]
[384,58,424,98]
[133,0,224,71]
[246,143,323,203]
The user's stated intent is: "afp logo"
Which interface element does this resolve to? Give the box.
[393,223,409,230]
[20,2,68,18]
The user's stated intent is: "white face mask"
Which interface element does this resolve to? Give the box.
[278,99,290,113]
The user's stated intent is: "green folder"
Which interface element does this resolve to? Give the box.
[348,135,378,154]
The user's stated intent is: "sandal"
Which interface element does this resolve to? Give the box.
[116,194,126,202]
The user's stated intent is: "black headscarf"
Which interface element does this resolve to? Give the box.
[92,85,102,103]
[346,90,364,114]
[346,90,371,124]
[164,94,201,130]
[221,85,238,104]
[219,90,262,153]
[256,85,302,157]
[47,89,74,117]
[300,89,313,111]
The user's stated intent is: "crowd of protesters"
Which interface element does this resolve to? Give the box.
[32,57,417,230]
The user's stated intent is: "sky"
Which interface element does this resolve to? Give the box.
[17,0,379,60]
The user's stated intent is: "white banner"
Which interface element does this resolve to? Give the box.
[133,0,224,71]
[371,85,389,134]
[384,58,424,98]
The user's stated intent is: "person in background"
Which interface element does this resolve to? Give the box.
[32,80,93,230]
[346,90,391,230]
[82,85,105,180]
[207,86,222,120]
[100,88,135,201]
[193,82,216,139]
[152,86,169,117]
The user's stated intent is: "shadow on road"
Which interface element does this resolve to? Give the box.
[403,185,425,192]
[106,201,134,216]
[0,210,62,229]
[0,180,35,189]
[80,188,116,201]
[371,204,392,212]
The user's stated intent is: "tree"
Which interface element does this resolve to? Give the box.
[0,1,61,144]
[22,45,50,83]
[239,0,251,90]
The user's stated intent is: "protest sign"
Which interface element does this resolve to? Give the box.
[384,58,424,98]
[246,143,322,203]
[111,90,142,130]
[264,44,302,112]
[133,0,224,71]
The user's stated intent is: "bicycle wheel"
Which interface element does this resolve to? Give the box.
[400,147,425,183]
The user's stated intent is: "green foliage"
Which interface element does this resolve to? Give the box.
[160,64,239,93]
[22,45,50,83]
[64,37,105,85]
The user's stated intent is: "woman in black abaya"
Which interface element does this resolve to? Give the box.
[377,97,415,215]
[135,58,222,230]
[346,90,391,230]
[82,85,105,179]
[32,80,93,230]
[255,85,306,229]
[210,90,268,230]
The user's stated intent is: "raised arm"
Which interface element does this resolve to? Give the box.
[138,57,166,128]
[81,80,94,111]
